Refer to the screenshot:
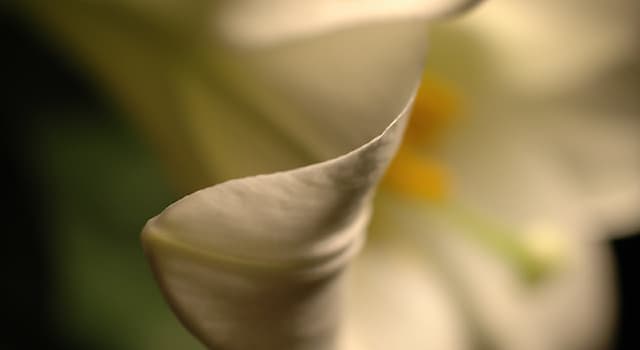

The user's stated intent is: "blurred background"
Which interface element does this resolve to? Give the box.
[2,3,639,350]
[1,7,201,349]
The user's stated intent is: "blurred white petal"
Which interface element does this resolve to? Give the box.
[344,195,470,350]
[215,0,483,47]
[24,1,429,187]
[438,111,640,240]
[453,0,640,96]
[431,224,616,350]
[425,0,640,237]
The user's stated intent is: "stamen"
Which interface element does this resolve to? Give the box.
[382,73,565,284]
[404,75,460,147]
[438,203,567,284]
[383,146,449,201]
[381,74,459,201]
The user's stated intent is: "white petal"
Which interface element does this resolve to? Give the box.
[363,190,617,350]
[429,226,616,350]
[215,0,483,47]
[426,6,640,237]
[440,109,640,239]
[425,107,633,348]
[386,192,617,350]
[345,243,469,350]
[446,0,640,96]
[219,22,427,162]
[142,100,412,350]
[343,194,470,350]
[533,113,640,236]
[26,2,429,187]
[440,115,583,229]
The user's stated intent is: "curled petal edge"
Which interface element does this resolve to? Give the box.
[141,88,416,350]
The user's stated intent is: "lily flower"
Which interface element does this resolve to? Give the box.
[20,0,639,349]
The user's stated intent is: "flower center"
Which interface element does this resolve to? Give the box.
[381,74,565,284]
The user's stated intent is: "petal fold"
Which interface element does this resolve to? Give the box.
[142,100,412,350]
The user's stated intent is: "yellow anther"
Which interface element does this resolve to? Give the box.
[404,75,461,147]
[382,74,460,201]
[383,146,450,201]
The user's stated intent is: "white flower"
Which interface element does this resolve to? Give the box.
[23,0,639,349]
[23,0,482,349]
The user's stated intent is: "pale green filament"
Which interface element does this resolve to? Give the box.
[435,201,566,285]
